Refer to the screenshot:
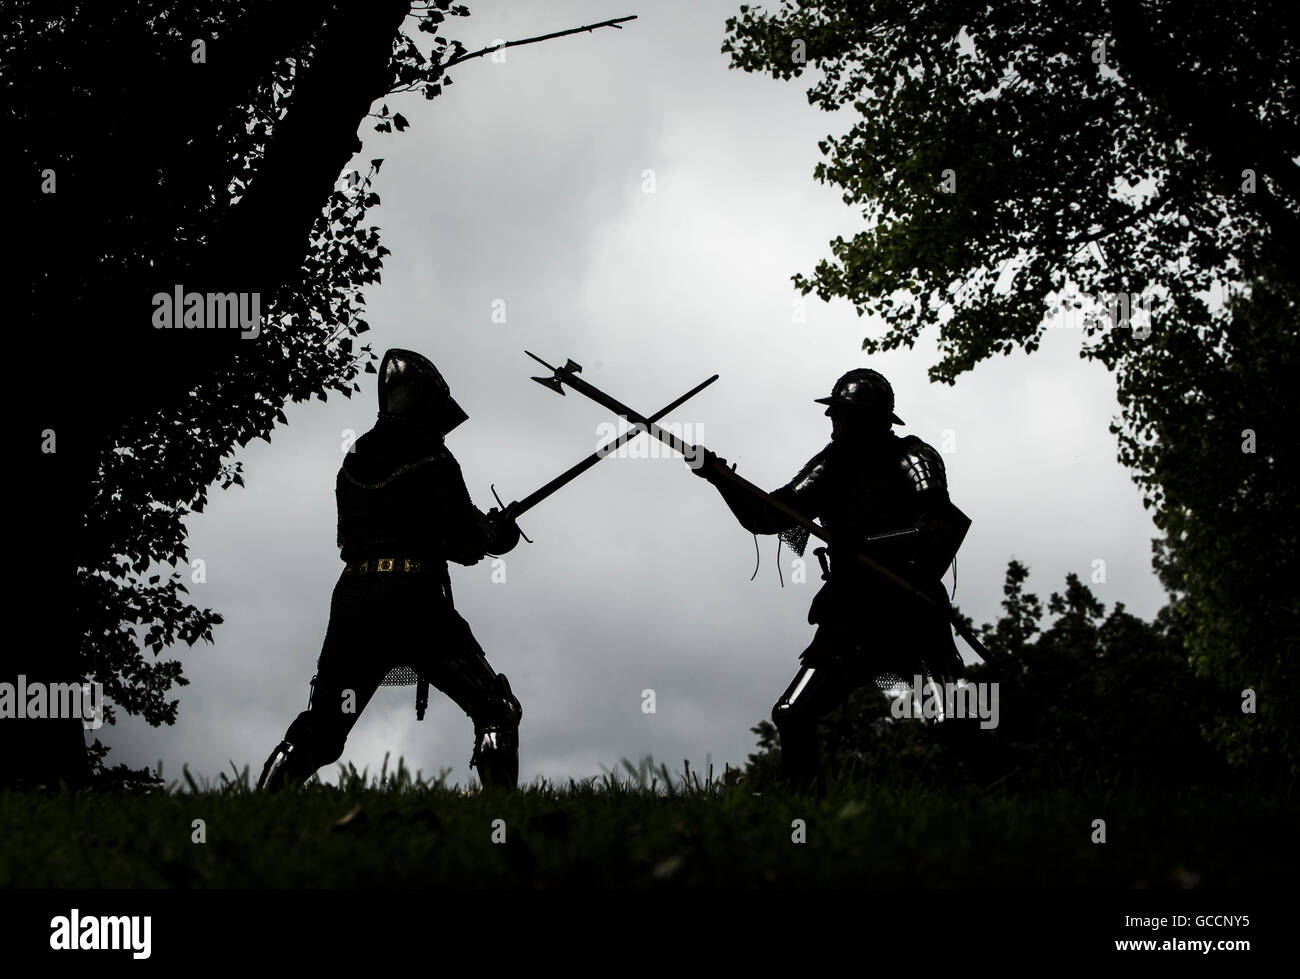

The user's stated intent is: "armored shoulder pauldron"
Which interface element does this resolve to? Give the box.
[896,437,947,494]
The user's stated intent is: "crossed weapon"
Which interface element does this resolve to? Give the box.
[489,351,999,670]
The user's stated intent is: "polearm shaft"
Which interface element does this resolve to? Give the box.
[506,373,718,519]
[526,351,1001,668]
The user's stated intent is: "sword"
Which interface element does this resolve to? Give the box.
[490,372,719,540]
[525,351,1002,670]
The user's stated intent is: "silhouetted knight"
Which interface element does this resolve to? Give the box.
[525,354,982,794]
[258,349,523,791]
[691,368,971,793]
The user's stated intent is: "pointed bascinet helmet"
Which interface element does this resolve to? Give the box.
[814,368,904,425]
[378,348,468,435]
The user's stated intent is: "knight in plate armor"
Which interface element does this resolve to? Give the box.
[694,368,969,792]
[258,349,523,791]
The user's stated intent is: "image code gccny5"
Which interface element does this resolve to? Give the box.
[3,0,1295,955]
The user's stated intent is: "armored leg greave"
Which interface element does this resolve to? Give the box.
[772,667,828,794]
[468,673,522,789]
[771,653,880,794]
[257,676,374,792]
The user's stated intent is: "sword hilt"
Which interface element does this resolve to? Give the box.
[490,483,532,544]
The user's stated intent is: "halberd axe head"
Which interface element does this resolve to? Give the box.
[532,374,566,395]
[527,351,582,393]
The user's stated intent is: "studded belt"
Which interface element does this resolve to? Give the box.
[342,557,427,575]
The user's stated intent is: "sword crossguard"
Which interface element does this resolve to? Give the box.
[489,483,532,544]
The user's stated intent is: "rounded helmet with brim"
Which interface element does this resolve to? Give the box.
[814,368,904,425]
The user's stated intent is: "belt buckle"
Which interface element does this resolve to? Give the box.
[404,558,421,573]
[377,558,395,573]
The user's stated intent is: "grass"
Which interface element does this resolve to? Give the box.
[1,755,1294,888]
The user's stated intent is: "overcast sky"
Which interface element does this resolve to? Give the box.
[97,0,1168,789]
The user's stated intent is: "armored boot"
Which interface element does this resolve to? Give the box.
[257,740,316,792]
[470,727,519,788]
[772,711,826,796]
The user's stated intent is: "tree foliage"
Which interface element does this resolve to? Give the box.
[5,0,470,777]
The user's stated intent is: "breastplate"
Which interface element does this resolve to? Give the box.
[820,441,920,549]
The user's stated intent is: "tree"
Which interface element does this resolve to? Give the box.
[3,1,634,784]
[1139,267,1300,775]
[722,0,1299,775]
[5,0,438,786]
